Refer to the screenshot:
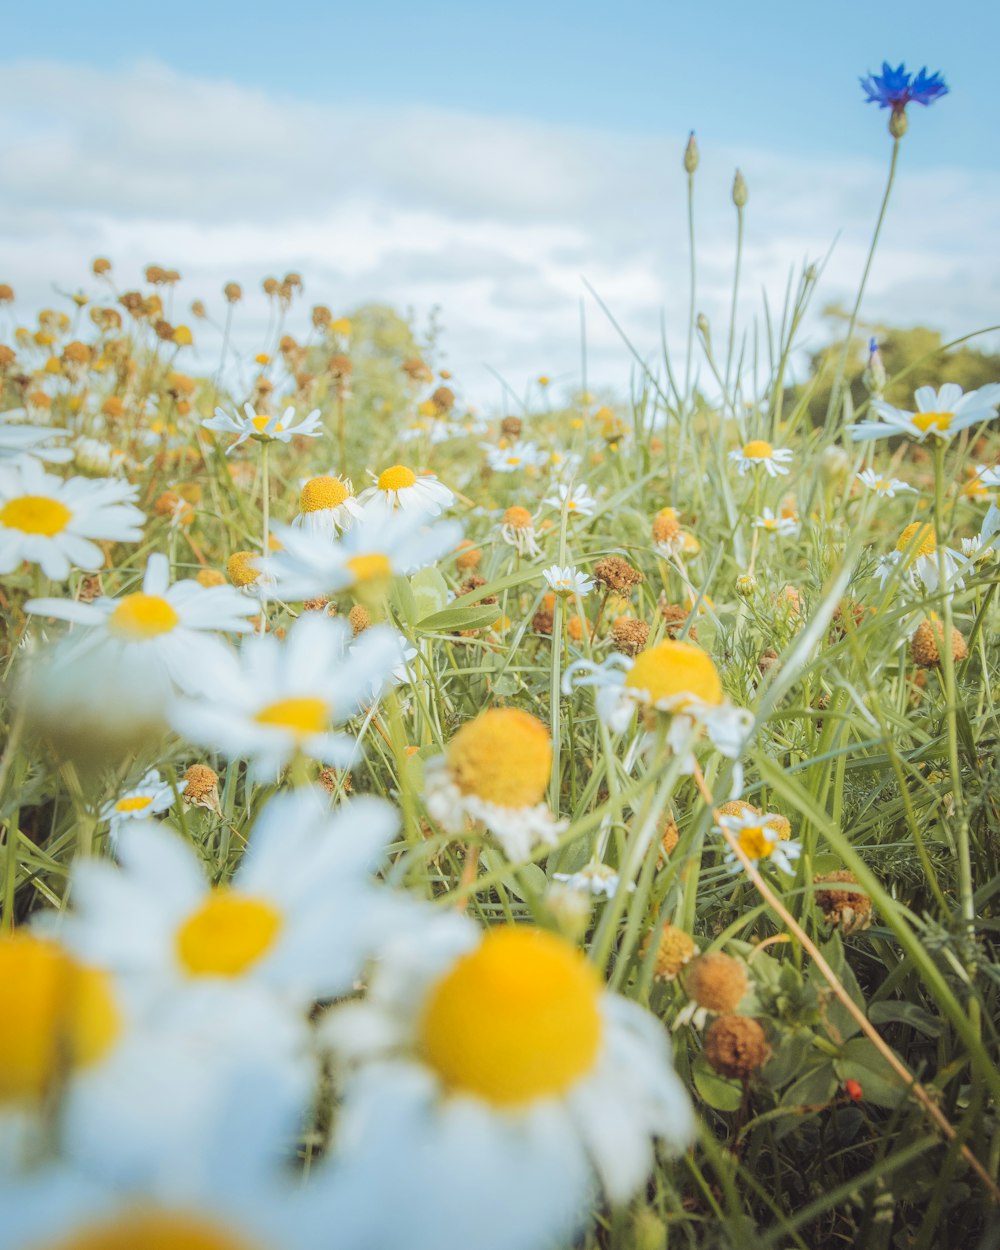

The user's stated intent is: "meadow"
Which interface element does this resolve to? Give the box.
[1,61,1000,1250]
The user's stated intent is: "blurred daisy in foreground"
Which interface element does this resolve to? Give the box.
[100,768,181,842]
[753,508,799,537]
[499,505,541,557]
[26,553,255,694]
[543,565,595,597]
[0,410,71,464]
[359,463,454,517]
[292,474,364,538]
[0,460,144,581]
[63,786,411,1008]
[323,921,695,1250]
[170,613,402,779]
[856,468,917,498]
[565,639,753,776]
[424,708,565,861]
[202,403,323,453]
[715,806,801,874]
[728,440,793,477]
[848,383,1000,443]
[876,522,966,594]
[265,513,463,601]
[545,481,597,517]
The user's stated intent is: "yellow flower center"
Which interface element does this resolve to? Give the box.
[446,708,552,808]
[227,551,260,587]
[625,640,723,708]
[0,495,72,536]
[250,414,284,434]
[377,464,417,492]
[253,696,329,738]
[742,440,773,460]
[418,927,603,1105]
[175,891,283,977]
[895,522,936,559]
[346,552,392,583]
[652,507,680,544]
[108,594,181,640]
[299,475,349,512]
[737,824,775,861]
[114,794,154,813]
[48,1210,263,1250]
[502,506,533,529]
[911,410,954,434]
[0,934,120,1104]
[505,456,522,466]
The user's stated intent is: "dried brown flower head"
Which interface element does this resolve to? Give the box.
[703,1015,769,1080]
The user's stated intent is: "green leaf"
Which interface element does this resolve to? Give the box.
[835,1037,909,1108]
[869,1000,943,1039]
[415,604,500,633]
[480,849,547,902]
[409,567,449,620]
[782,1060,838,1108]
[762,1032,813,1090]
[692,1055,744,1111]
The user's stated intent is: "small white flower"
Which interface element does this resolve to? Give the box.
[543,565,595,597]
[292,474,364,539]
[552,862,629,898]
[716,808,802,875]
[100,768,181,840]
[26,553,256,694]
[202,403,323,453]
[849,383,1000,443]
[0,460,144,581]
[359,463,454,518]
[728,440,793,477]
[499,506,541,558]
[753,507,799,537]
[545,482,597,517]
[0,410,72,465]
[484,441,547,473]
[856,468,917,498]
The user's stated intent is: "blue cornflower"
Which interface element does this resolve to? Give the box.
[860,62,948,112]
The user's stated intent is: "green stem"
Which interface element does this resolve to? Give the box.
[683,170,696,405]
[824,138,900,429]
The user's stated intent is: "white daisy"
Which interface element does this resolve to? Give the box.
[291,474,364,539]
[876,522,967,595]
[264,512,463,601]
[359,463,455,517]
[99,768,181,841]
[60,787,411,1011]
[499,505,542,557]
[848,383,1000,443]
[424,708,566,862]
[753,508,799,537]
[545,481,598,517]
[564,640,753,766]
[484,440,547,473]
[0,410,72,465]
[543,565,595,597]
[0,460,144,581]
[202,402,324,453]
[322,919,695,1250]
[73,436,127,476]
[169,613,402,779]
[716,808,802,875]
[856,468,917,497]
[552,862,630,898]
[728,440,794,477]
[969,464,1000,489]
[26,553,256,695]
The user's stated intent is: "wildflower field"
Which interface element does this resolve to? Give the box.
[2,60,1000,1250]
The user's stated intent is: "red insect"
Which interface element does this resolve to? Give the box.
[844,1079,863,1102]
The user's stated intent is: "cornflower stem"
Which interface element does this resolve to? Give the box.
[683,170,696,406]
[932,441,978,1018]
[690,761,1000,1204]
[825,137,900,430]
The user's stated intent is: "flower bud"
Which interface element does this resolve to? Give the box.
[683,131,699,174]
[863,337,886,396]
[736,572,757,599]
[732,169,748,208]
[889,109,908,139]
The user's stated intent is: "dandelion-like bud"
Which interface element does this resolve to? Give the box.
[91,258,111,276]
[910,616,968,669]
[683,131,699,174]
[684,953,748,1013]
[732,169,748,208]
[704,1015,769,1080]
[348,604,372,635]
[642,923,697,982]
[736,573,757,599]
[223,282,242,304]
[500,415,523,438]
[182,764,219,808]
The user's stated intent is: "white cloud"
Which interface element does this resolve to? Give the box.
[1,58,997,407]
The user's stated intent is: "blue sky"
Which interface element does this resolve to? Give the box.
[9,0,997,164]
[3,1,998,400]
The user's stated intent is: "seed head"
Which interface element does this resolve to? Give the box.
[910,616,968,668]
[703,1015,769,1080]
[610,616,649,657]
[642,923,697,982]
[593,556,643,594]
[684,953,748,1013]
[814,870,872,934]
